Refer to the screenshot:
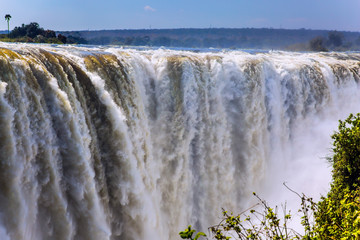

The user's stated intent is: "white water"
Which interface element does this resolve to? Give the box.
[0,43,359,240]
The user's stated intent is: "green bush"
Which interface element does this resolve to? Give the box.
[314,113,360,239]
[330,113,360,192]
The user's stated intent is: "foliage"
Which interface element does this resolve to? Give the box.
[179,225,206,240]
[0,35,35,43]
[10,22,50,39]
[308,31,351,51]
[209,193,303,240]
[179,190,319,240]
[313,113,360,239]
[308,36,328,52]
[3,22,85,44]
[57,34,67,43]
[63,28,360,50]
[327,31,344,48]
[4,14,11,36]
[10,22,45,39]
[180,113,360,240]
[26,22,44,38]
[0,34,63,44]
[314,189,360,239]
[4,14,11,21]
[43,30,56,39]
[329,113,360,192]
[66,35,87,44]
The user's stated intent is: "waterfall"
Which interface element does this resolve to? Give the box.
[0,43,359,240]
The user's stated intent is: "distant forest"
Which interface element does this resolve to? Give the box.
[2,23,360,51]
[61,28,360,51]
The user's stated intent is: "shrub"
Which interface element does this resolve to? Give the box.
[180,113,360,239]
[309,36,328,52]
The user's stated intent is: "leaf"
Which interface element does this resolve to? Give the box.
[194,232,206,240]
[179,231,188,239]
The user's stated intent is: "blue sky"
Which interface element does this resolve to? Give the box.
[1,0,359,32]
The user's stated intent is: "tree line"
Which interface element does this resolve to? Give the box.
[62,28,360,51]
[0,20,87,44]
[1,16,359,51]
[308,31,354,52]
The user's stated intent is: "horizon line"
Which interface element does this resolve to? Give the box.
[53,27,360,33]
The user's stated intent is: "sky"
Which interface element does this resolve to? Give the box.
[0,0,359,32]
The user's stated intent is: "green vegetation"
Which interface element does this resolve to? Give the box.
[313,113,360,239]
[308,31,353,52]
[61,28,360,51]
[4,14,11,37]
[328,113,360,191]
[180,225,207,240]
[2,21,359,50]
[180,113,360,239]
[0,22,87,44]
[308,36,328,52]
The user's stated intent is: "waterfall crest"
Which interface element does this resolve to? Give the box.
[0,44,359,240]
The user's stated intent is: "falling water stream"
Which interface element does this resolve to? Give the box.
[0,43,359,240]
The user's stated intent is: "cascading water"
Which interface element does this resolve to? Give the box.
[0,43,359,240]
